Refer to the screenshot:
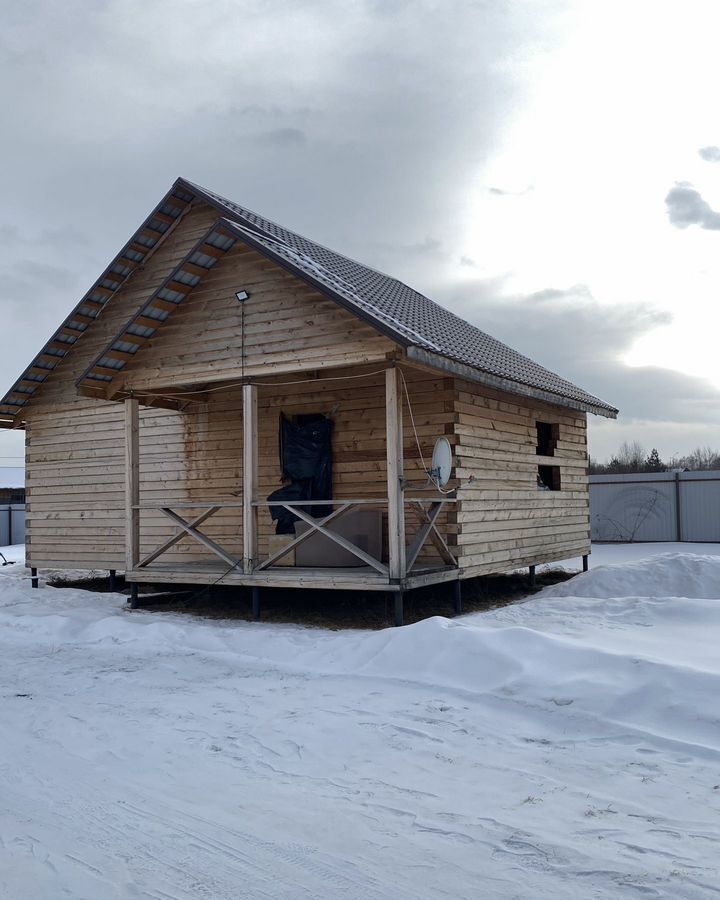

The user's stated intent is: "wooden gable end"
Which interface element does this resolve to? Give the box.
[14,203,222,423]
[112,240,397,395]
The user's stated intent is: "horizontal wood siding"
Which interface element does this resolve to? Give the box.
[24,203,223,568]
[119,243,394,392]
[26,364,454,570]
[453,378,590,576]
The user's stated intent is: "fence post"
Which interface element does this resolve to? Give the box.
[674,471,682,542]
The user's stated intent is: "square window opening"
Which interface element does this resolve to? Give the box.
[537,465,561,491]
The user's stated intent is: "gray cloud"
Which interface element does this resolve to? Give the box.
[440,281,720,455]
[665,182,720,230]
[0,0,557,461]
[699,146,720,162]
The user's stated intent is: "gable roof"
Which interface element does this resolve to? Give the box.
[1,177,617,425]
[0,182,197,426]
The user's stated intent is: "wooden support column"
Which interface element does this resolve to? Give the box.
[385,367,406,581]
[125,397,140,575]
[243,383,258,574]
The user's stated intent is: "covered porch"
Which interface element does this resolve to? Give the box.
[122,365,460,623]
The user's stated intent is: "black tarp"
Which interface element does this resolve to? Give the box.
[267,414,333,534]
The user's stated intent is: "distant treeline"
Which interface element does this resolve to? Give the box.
[589,441,720,475]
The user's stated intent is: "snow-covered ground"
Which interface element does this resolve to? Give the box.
[1,544,719,899]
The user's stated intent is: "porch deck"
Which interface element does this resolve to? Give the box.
[125,560,460,592]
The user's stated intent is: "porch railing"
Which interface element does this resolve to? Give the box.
[132,495,456,579]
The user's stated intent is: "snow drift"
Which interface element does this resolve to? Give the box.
[1,547,719,899]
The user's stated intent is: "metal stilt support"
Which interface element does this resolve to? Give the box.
[129,584,139,609]
[109,569,117,592]
[529,565,536,587]
[252,586,262,620]
[30,567,39,589]
[393,590,404,627]
[582,554,589,572]
[453,579,462,615]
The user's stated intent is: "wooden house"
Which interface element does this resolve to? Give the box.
[0,178,617,623]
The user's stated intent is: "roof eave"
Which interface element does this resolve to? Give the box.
[406,346,618,419]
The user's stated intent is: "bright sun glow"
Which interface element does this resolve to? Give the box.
[461,0,720,390]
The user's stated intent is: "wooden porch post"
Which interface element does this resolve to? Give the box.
[243,383,258,574]
[385,367,406,580]
[125,397,140,574]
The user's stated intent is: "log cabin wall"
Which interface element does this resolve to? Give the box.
[23,203,222,570]
[118,241,393,389]
[131,367,455,568]
[24,364,454,570]
[21,193,589,575]
[453,377,591,576]
[21,197,416,571]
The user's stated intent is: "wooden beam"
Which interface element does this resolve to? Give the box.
[60,325,84,337]
[71,313,96,325]
[180,261,210,277]
[148,298,177,312]
[256,503,355,570]
[164,280,194,295]
[160,508,240,569]
[386,366,406,579]
[198,243,226,259]
[243,382,258,574]
[152,211,176,225]
[287,505,389,575]
[137,506,220,568]
[125,398,140,572]
[134,315,161,330]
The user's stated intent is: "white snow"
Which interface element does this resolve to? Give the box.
[1,542,719,898]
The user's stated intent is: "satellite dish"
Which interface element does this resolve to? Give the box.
[430,437,453,487]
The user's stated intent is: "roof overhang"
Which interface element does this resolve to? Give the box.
[406,346,618,418]
[0,181,198,428]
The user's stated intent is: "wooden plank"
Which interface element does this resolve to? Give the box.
[164,280,194,295]
[133,315,162,330]
[286,504,389,575]
[124,398,140,571]
[136,506,220,567]
[159,508,241,568]
[242,383,257,573]
[385,367,406,579]
[256,502,354,569]
[147,298,178,313]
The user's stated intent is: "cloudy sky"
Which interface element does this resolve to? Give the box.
[1,0,719,466]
